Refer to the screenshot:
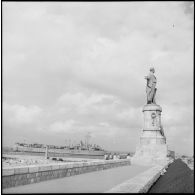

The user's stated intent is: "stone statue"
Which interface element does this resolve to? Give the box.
[144,67,157,104]
[132,70,168,165]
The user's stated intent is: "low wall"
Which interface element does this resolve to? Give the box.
[105,160,173,193]
[3,159,130,189]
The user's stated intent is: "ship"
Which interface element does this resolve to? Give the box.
[13,134,107,158]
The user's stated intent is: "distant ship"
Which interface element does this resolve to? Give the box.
[13,137,107,157]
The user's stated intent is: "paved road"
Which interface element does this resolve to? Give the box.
[3,164,151,193]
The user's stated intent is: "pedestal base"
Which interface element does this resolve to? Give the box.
[132,103,168,166]
[132,144,168,166]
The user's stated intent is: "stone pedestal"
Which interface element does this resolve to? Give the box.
[132,104,168,165]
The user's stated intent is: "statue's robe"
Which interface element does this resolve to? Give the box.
[146,72,157,104]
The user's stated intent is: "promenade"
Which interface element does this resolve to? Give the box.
[3,164,151,193]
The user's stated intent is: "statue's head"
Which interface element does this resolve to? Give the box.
[150,67,155,73]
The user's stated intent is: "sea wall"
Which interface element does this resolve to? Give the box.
[3,159,130,189]
[105,160,173,193]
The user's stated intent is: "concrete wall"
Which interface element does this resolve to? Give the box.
[3,159,130,189]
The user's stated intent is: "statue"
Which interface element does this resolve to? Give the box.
[132,67,168,166]
[144,67,157,104]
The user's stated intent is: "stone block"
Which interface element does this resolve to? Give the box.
[10,175,17,181]
[28,166,39,173]
[98,161,105,165]
[62,169,67,174]
[14,167,29,174]
[39,175,45,181]
[17,174,27,180]
[72,162,81,168]
[27,172,36,179]
[15,180,23,186]
[3,176,11,184]
[36,172,42,177]
[89,161,96,166]
[51,164,60,170]
[3,168,15,176]
[82,162,91,167]
[41,171,49,176]
[20,178,29,186]
[64,163,74,169]
[7,180,14,188]
[38,165,52,172]
[59,164,67,169]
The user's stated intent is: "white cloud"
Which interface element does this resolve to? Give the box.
[57,92,120,115]
[3,103,42,124]
[48,120,76,133]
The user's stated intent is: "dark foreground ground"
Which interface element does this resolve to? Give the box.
[148,159,194,193]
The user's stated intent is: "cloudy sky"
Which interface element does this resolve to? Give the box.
[3,2,194,155]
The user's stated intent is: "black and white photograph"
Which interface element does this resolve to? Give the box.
[2,1,194,193]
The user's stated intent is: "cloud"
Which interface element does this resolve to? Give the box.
[55,92,142,129]
[3,103,43,146]
[48,120,76,133]
[162,104,193,127]
[3,103,42,124]
[56,92,120,117]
